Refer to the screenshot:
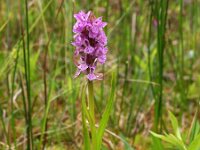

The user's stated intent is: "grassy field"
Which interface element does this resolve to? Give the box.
[0,0,200,149]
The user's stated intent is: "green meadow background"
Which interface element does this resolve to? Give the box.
[0,0,200,149]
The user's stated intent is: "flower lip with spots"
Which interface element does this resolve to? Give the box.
[72,11,107,81]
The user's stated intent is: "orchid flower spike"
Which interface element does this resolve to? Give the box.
[72,11,107,81]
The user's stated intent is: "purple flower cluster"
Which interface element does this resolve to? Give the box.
[72,11,107,81]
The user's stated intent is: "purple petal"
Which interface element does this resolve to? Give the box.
[94,17,107,28]
[87,73,96,81]
[85,46,94,54]
[91,26,99,33]
[78,63,88,71]
[74,69,81,78]
[73,22,86,33]
[74,11,86,22]
[87,73,103,80]
[98,54,106,64]
[89,31,98,38]
[74,11,91,22]
[97,31,107,45]
[74,49,79,56]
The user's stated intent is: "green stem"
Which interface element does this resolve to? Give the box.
[88,81,96,149]
[25,0,33,148]
[179,0,186,105]
[154,0,168,132]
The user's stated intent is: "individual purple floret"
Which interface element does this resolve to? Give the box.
[72,11,107,81]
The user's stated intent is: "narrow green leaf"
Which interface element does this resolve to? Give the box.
[166,134,187,150]
[0,20,9,32]
[150,131,186,150]
[189,111,200,143]
[169,111,182,140]
[150,131,166,140]
[188,134,200,150]
[151,135,164,150]
[96,72,116,150]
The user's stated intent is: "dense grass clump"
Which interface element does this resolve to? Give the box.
[0,0,200,149]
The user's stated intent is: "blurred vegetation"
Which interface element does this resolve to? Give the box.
[0,0,200,149]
